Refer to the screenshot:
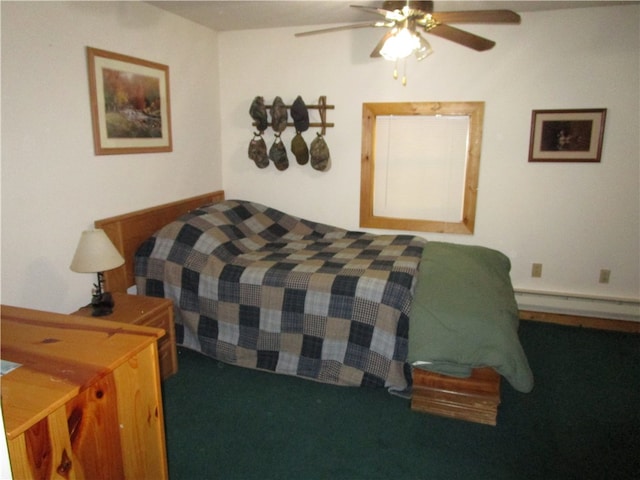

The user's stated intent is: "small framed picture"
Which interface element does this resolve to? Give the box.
[87,47,172,155]
[528,109,606,162]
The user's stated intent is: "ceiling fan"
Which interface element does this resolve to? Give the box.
[295,1,520,62]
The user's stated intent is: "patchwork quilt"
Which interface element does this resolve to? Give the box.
[135,200,426,391]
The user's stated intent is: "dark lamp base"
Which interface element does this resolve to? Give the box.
[91,292,115,317]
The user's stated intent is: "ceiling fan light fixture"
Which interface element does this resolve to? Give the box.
[295,2,520,85]
[380,27,420,61]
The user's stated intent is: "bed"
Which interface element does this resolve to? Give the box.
[95,191,533,425]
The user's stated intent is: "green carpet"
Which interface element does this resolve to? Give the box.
[161,321,639,479]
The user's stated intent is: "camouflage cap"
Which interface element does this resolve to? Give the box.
[249,96,268,133]
[310,133,330,172]
[248,133,269,168]
[269,135,289,171]
[270,96,288,133]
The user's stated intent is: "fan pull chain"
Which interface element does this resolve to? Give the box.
[402,59,407,86]
[391,59,408,86]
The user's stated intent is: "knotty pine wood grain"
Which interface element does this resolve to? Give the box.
[1,305,168,479]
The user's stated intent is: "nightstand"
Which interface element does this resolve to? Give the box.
[72,292,177,380]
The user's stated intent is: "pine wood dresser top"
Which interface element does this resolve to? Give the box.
[0,304,163,439]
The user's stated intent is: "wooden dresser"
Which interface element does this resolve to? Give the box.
[1,304,168,479]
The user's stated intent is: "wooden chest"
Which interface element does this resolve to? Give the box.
[1,305,168,479]
[411,367,501,426]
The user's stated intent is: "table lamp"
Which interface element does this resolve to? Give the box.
[70,229,125,316]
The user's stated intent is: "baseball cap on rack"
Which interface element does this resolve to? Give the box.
[290,96,309,133]
[248,133,269,168]
[291,132,309,165]
[270,96,288,133]
[310,133,330,172]
[249,96,268,133]
[269,134,289,171]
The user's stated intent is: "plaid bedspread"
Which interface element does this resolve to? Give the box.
[135,200,426,391]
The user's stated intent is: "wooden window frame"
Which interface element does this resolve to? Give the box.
[360,101,484,234]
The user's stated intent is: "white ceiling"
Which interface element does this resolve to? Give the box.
[147,1,635,32]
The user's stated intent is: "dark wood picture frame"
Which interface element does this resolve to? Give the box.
[528,109,606,162]
[87,47,172,155]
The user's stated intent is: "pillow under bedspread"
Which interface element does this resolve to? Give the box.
[408,242,534,393]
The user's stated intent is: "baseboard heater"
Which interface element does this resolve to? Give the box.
[514,289,640,323]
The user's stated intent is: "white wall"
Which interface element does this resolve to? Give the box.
[1,1,222,313]
[1,2,638,319]
[218,5,640,314]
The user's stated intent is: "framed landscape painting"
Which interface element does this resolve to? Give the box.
[528,109,606,162]
[87,47,172,155]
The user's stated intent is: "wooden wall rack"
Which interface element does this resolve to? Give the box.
[252,95,334,135]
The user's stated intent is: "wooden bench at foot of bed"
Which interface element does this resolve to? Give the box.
[411,367,501,426]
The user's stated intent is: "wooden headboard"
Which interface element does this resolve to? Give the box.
[95,190,225,293]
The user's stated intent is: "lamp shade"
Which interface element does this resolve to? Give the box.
[70,229,125,273]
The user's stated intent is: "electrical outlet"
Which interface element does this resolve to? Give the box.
[599,269,611,284]
[531,263,543,278]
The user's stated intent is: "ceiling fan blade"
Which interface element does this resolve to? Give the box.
[295,21,391,37]
[350,5,404,22]
[432,10,520,24]
[370,30,394,58]
[428,23,495,51]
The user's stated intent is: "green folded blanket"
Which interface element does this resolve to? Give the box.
[408,242,534,393]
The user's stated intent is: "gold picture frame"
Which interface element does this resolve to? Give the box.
[528,109,606,162]
[87,47,172,155]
